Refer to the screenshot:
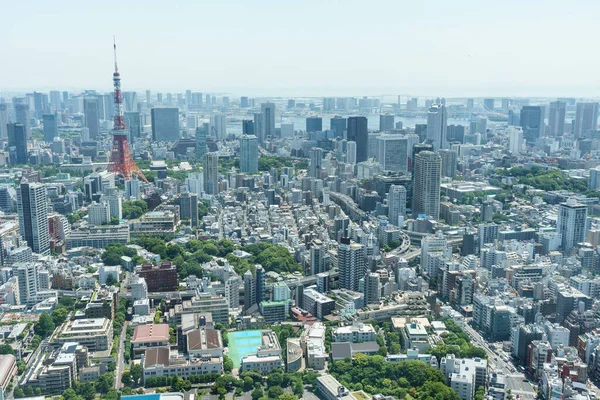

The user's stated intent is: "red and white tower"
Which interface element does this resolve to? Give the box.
[108,40,148,182]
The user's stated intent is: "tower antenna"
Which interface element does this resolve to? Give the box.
[113,35,118,72]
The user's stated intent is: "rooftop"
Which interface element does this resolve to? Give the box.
[132,324,170,343]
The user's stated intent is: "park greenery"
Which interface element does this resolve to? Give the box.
[101,243,144,266]
[122,200,149,219]
[427,319,487,361]
[329,354,458,400]
[498,166,600,197]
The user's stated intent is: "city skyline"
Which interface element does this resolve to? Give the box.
[3,0,600,97]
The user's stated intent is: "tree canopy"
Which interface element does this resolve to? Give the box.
[122,200,148,219]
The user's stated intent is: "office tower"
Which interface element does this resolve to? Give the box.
[426,104,448,151]
[8,123,27,165]
[42,113,58,142]
[185,90,192,108]
[83,98,100,140]
[466,98,474,112]
[240,97,249,108]
[377,134,419,173]
[125,178,141,200]
[210,113,226,140]
[589,167,600,191]
[242,119,254,135]
[102,93,114,121]
[501,98,510,111]
[323,97,336,111]
[309,147,323,178]
[146,90,152,107]
[520,106,545,143]
[310,241,324,275]
[239,135,258,173]
[347,116,368,162]
[306,117,322,133]
[125,112,141,143]
[203,153,219,195]
[548,101,566,137]
[104,194,122,221]
[330,116,347,138]
[379,114,394,132]
[0,102,7,140]
[484,98,495,111]
[557,198,589,253]
[447,124,465,143]
[33,92,48,119]
[412,151,441,219]
[509,127,524,155]
[338,238,366,291]
[253,112,264,143]
[439,149,458,179]
[17,182,49,255]
[15,101,31,139]
[260,102,275,142]
[347,141,357,165]
[474,117,487,134]
[179,192,199,227]
[243,270,255,310]
[363,273,381,304]
[414,124,427,142]
[151,108,179,142]
[16,263,38,306]
[195,126,207,160]
[388,185,407,227]
[574,102,599,138]
[280,123,294,138]
[49,91,61,112]
[157,93,163,103]
[88,202,110,226]
[255,265,266,304]
[123,91,138,112]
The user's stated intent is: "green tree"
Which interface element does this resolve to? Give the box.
[96,373,114,394]
[251,387,264,400]
[51,308,69,326]
[105,274,117,286]
[223,354,234,373]
[35,312,56,337]
[121,370,132,385]
[279,394,298,400]
[0,344,13,355]
[293,381,304,397]
[130,363,143,384]
[122,200,148,219]
[268,386,284,398]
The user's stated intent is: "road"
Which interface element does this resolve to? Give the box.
[114,321,128,390]
[462,323,537,399]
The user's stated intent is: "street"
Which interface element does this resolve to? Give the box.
[114,321,128,390]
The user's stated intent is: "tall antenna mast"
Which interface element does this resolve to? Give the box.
[113,35,118,73]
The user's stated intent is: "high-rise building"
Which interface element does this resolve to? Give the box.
[49,90,62,112]
[8,123,27,165]
[412,151,441,219]
[484,98,495,111]
[83,98,100,140]
[14,101,31,139]
[306,117,322,133]
[447,125,465,143]
[179,192,199,227]
[509,127,524,155]
[33,92,48,119]
[203,153,219,195]
[338,238,366,291]
[346,141,357,165]
[426,104,448,151]
[363,272,381,304]
[347,116,368,162]
[16,263,39,305]
[88,202,110,226]
[557,198,589,253]
[123,91,138,112]
[17,182,50,255]
[574,102,599,138]
[253,112,264,143]
[0,102,7,140]
[195,125,207,160]
[379,114,395,132]
[377,134,419,173]
[255,265,266,304]
[210,113,226,140]
[309,147,323,178]
[239,135,258,173]
[261,103,275,142]
[330,116,347,138]
[242,120,254,135]
[589,167,600,191]
[125,178,141,200]
[548,101,566,137]
[243,270,255,310]
[439,149,458,179]
[520,106,545,143]
[41,113,58,143]
[388,185,407,227]
[240,97,249,108]
[125,112,141,143]
[151,108,179,142]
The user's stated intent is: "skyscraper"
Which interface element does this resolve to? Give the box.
[33,92,48,119]
[123,91,138,112]
[7,123,27,165]
[195,125,207,160]
[17,182,50,255]
[239,135,258,173]
[253,112,264,143]
[508,127,524,155]
[412,151,441,219]
[347,116,368,162]
[151,108,179,142]
[338,238,366,291]
[88,202,110,226]
[548,101,566,137]
[439,149,458,179]
[574,102,599,138]
[330,116,347,138]
[49,90,62,112]
[125,111,141,143]
[0,102,7,140]
[376,134,419,173]
[557,198,589,253]
[255,265,266,304]
[210,113,226,140]
[243,270,255,310]
[42,113,58,142]
[179,192,199,227]
[346,141,357,165]
[242,119,255,135]
[14,101,31,139]
[379,114,395,132]
[520,106,545,143]
[16,263,39,306]
[203,153,219,195]
[261,102,275,142]
[83,98,100,140]
[306,117,323,133]
[388,185,407,227]
[309,147,323,178]
[426,104,448,151]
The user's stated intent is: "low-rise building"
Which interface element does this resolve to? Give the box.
[332,322,377,343]
[316,374,357,400]
[142,347,222,383]
[66,225,130,249]
[132,324,170,359]
[53,318,113,352]
[186,328,223,357]
[240,330,283,374]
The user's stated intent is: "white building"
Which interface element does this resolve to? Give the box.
[332,322,377,343]
[426,104,448,151]
[556,198,588,252]
[88,202,110,226]
[508,126,524,155]
[388,185,406,227]
[98,265,120,285]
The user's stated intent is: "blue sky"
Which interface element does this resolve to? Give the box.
[2,0,600,97]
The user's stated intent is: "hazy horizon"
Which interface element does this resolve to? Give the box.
[3,0,600,98]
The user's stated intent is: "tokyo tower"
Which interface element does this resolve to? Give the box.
[108,39,148,182]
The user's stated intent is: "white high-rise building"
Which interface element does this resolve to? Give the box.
[346,141,357,165]
[557,198,589,252]
[388,185,407,227]
[239,135,258,173]
[15,262,39,305]
[508,126,524,155]
[210,113,226,140]
[125,179,141,200]
[377,134,419,173]
[421,233,451,278]
[426,104,448,151]
[186,172,204,195]
[412,151,441,219]
[104,195,122,221]
[203,153,219,195]
[130,275,148,301]
[88,202,110,226]
[225,275,241,311]
[17,182,49,255]
[338,238,366,291]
